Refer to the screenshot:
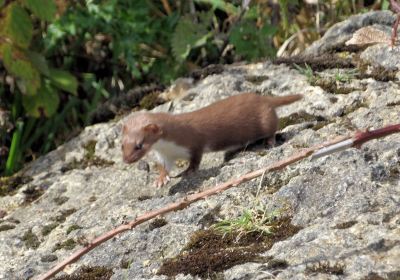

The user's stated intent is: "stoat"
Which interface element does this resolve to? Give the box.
[122,92,302,187]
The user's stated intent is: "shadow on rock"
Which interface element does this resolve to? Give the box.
[168,166,222,194]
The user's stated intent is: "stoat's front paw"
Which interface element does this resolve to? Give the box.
[155,174,171,188]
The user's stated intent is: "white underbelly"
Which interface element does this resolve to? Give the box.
[152,139,190,171]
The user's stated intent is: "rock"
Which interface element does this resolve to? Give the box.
[303,11,395,56]
[0,11,399,280]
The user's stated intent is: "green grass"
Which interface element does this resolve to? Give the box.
[212,205,282,240]
[294,63,318,84]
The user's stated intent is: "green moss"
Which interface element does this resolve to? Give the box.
[244,75,269,85]
[0,224,16,232]
[279,111,328,130]
[53,196,69,205]
[51,208,77,223]
[22,229,41,249]
[137,195,151,201]
[0,174,33,196]
[334,221,357,229]
[305,261,345,275]
[362,272,385,280]
[42,223,59,236]
[342,101,369,115]
[66,224,82,235]
[388,164,399,181]
[158,216,301,278]
[274,54,354,71]
[265,176,292,194]
[387,101,400,107]
[62,140,114,171]
[139,92,161,110]
[54,266,113,280]
[41,254,58,263]
[357,64,397,82]
[83,140,97,160]
[120,259,132,269]
[53,238,77,251]
[266,259,288,270]
[312,78,360,95]
[22,185,44,205]
[148,218,167,231]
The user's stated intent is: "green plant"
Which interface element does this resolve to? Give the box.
[0,1,384,176]
[212,204,282,240]
[294,63,318,83]
[334,69,358,83]
[0,1,78,175]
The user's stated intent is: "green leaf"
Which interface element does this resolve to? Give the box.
[48,69,78,95]
[22,83,60,117]
[229,20,277,60]
[0,3,33,48]
[1,43,41,95]
[21,0,57,22]
[26,51,50,76]
[171,13,212,62]
[5,120,24,175]
[0,0,5,8]
[194,0,239,15]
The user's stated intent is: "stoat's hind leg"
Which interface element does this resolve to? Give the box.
[174,151,203,177]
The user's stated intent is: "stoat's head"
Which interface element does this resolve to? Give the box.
[121,115,163,164]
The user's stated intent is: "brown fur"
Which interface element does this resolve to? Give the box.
[122,93,302,186]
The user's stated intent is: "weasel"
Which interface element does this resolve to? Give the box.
[122,92,302,187]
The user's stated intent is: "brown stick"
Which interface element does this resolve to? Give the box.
[353,123,400,147]
[160,0,172,15]
[37,123,400,279]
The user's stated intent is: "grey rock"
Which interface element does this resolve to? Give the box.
[1,11,400,280]
[303,11,395,56]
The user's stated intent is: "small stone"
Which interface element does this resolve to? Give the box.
[0,209,6,219]
[41,254,58,262]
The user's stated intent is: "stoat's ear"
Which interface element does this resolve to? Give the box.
[143,124,163,136]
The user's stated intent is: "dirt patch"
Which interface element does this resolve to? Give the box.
[54,266,113,280]
[0,174,32,196]
[61,140,114,172]
[334,221,357,229]
[22,185,44,205]
[22,228,41,249]
[51,208,77,223]
[279,111,328,130]
[305,261,345,275]
[274,54,354,71]
[158,216,301,278]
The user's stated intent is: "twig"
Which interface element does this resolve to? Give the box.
[160,0,172,15]
[37,123,400,280]
[312,124,400,159]
[390,0,400,47]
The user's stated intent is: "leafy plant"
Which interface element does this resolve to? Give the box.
[171,12,213,63]
[334,69,358,83]
[0,1,78,174]
[229,19,277,60]
[212,205,282,240]
[0,0,384,176]
[294,63,318,83]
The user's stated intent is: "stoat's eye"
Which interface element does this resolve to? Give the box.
[135,143,143,150]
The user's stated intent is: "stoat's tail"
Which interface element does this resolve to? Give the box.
[267,94,303,107]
